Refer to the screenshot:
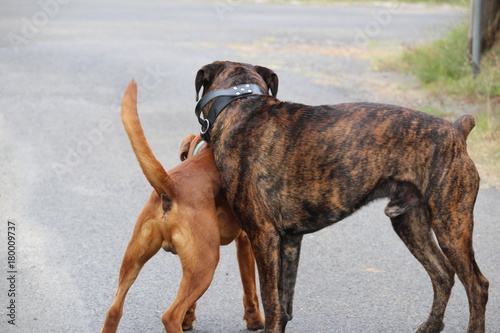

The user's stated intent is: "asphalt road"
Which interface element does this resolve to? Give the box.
[1,1,498,332]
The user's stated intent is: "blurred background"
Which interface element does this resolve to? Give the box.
[1,1,498,332]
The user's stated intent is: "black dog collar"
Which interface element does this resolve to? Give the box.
[195,83,264,142]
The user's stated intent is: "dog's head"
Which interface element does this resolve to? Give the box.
[179,134,208,161]
[195,61,279,105]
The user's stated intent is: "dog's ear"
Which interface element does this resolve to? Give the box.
[255,65,278,97]
[195,62,223,101]
[179,134,197,161]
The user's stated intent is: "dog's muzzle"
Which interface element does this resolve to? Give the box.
[195,83,264,142]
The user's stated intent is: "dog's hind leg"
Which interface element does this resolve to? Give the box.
[162,264,217,333]
[101,218,163,333]
[390,203,455,333]
[280,233,303,323]
[429,171,488,333]
[161,217,220,333]
[235,232,265,330]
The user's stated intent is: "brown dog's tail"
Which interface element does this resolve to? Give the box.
[453,114,475,139]
[121,80,175,201]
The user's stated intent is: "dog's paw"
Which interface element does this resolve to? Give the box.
[246,323,265,331]
[182,309,196,331]
[414,320,445,333]
[244,308,265,331]
[182,324,194,332]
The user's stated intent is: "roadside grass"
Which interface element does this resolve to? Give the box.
[377,21,500,186]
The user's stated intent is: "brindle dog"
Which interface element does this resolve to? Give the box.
[193,61,489,333]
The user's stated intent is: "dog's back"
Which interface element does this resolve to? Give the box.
[212,101,478,234]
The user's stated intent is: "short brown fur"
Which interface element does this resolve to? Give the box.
[101,81,264,333]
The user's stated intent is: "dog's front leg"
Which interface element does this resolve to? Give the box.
[101,220,163,333]
[251,229,287,333]
[280,233,303,322]
[235,232,265,330]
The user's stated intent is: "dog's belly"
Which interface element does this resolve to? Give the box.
[253,171,397,234]
[215,101,464,235]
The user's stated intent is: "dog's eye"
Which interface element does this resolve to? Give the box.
[180,152,188,161]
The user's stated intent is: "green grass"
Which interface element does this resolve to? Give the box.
[377,21,500,186]
[397,22,500,100]
[403,25,469,84]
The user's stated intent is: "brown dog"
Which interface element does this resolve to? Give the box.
[101,80,264,333]
[193,61,489,333]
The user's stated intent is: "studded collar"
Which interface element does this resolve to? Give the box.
[194,83,264,142]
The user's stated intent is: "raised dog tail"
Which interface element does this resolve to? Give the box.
[121,80,175,198]
[453,114,476,139]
